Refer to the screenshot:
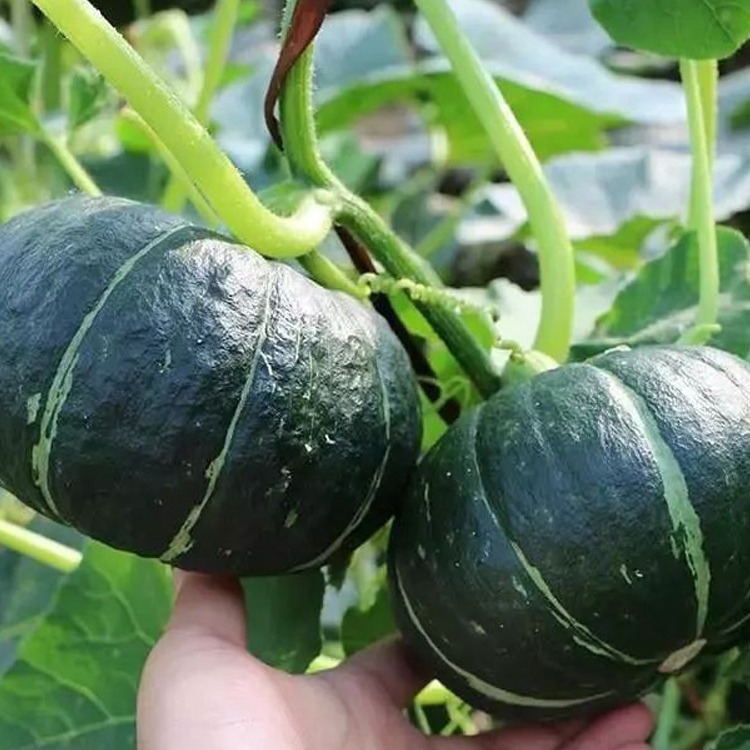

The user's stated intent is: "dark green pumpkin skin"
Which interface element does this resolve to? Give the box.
[88,0,215,27]
[0,196,421,575]
[389,345,750,721]
[25,1,215,28]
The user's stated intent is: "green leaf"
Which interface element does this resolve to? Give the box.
[0,518,83,676]
[0,51,39,137]
[0,542,171,749]
[457,278,619,355]
[342,584,395,656]
[731,98,750,130]
[465,147,750,267]
[572,228,750,360]
[313,3,687,165]
[242,571,324,674]
[588,0,750,60]
[708,725,750,750]
[68,67,112,132]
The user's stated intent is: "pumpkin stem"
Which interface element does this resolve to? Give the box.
[276,36,501,398]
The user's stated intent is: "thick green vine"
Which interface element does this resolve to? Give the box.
[279,44,501,398]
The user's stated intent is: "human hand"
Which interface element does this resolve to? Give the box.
[137,573,654,750]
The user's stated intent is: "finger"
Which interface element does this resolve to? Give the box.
[559,704,653,750]
[167,571,247,648]
[330,636,432,707]
[434,722,578,750]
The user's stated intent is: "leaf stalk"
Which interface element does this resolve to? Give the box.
[413,0,576,363]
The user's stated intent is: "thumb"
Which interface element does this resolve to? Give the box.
[167,571,247,648]
[137,573,253,750]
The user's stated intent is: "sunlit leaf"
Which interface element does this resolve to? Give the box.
[461,147,750,269]
[589,0,750,60]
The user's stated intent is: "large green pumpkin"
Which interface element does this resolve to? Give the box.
[0,197,421,575]
[389,345,750,721]
[86,0,215,27]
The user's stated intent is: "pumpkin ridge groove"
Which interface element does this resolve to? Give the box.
[393,564,616,708]
[292,313,392,571]
[593,367,711,638]
[161,269,277,563]
[472,404,654,667]
[30,223,197,520]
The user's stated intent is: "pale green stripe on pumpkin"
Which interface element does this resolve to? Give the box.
[720,610,750,636]
[292,310,392,571]
[31,224,193,519]
[469,410,654,667]
[393,566,615,709]
[718,584,750,635]
[598,370,711,638]
[161,273,276,563]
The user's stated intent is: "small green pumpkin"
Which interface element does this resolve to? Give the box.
[0,196,421,575]
[389,345,750,721]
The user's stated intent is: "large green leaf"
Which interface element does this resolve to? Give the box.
[313,4,686,165]
[524,0,612,57]
[0,518,82,676]
[588,0,750,60]
[462,147,750,269]
[572,228,750,360]
[242,571,325,674]
[0,51,39,138]
[457,277,620,356]
[0,543,171,750]
[708,725,750,750]
[413,0,683,126]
